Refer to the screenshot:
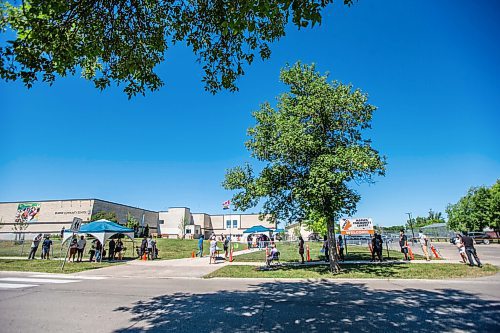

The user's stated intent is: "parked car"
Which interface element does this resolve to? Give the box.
[468,232,492,245]
[307,233,322,242]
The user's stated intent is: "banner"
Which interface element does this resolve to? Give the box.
[15,203,41,223]
[340,218,374,235]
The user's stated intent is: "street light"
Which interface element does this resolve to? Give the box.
[406,212,415,240]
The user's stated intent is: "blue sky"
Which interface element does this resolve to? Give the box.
[1,0,499,227]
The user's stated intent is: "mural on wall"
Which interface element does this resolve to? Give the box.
[15,203,41,223]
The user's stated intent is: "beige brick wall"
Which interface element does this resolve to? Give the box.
[0,200,93,236]
[92,200,158,231]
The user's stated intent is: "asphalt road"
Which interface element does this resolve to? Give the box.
[0,271,499,333]
[434,243,500,266]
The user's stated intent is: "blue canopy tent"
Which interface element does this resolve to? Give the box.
[242,225,272,234]
[62,219,135,246]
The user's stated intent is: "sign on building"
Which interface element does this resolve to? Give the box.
[70,217,83,232]
[340,218,374,235]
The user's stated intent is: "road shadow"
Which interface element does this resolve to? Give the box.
[112,280,500,332]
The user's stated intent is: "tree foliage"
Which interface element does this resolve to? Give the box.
[223,63,386,272]
[1,0,354,98]
[91,211,118,222]
[446,180,499,234]
[126,212,140,236]
[406,209,445,230]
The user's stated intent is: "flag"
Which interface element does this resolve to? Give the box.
[222,200,231,210]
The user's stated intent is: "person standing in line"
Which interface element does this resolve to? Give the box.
[209,237,217,264]
[140,236,148,258]
[399,229,409,261]
[146,236,154,260]
[462,232,482,268]
[28,233,43,260]
[223,236,230,259]
[151,237,157,259]
[41,235,52,260]
[322,235,329,262]
[115,238,124,260]
[197,235,205,257]
[453,234,468,264]
[298,236,305,264]
[338,235,345,262]
[95,240,102,262]
[418,230,430,261]
[371,233,383,262]
[109,238,116,261]
[68,237,78,262]
[60,227,65,239]
[77,235,86,262]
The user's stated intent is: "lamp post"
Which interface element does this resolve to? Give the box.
[406,212,415,241]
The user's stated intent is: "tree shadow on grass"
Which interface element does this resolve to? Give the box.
[257,262,410,278]
[112,280,499,332]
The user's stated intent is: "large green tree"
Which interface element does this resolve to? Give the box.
[223,63,386,272]
[1,0,354,98]
[446,181,499,233]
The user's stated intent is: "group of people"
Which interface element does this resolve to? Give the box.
[26,232,126,262]
[398,229,429,261]
[452,232,482,267]
[196,234,233,264]
[139,236,158,260]
[28,233,52,260]
[320,235,346,263]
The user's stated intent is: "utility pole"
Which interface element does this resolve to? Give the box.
[406,212,415,241]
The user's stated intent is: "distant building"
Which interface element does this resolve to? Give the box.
[0,199,158,240]
[285,222,316,241]
[159,207,274,241]
[0,199,274,241]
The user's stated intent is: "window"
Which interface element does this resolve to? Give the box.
[226,220,231,228]
[233,220,238,228]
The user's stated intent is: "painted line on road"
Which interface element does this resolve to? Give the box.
[0,282,38,289]
[30,274,107,280]
[0,277,79,284]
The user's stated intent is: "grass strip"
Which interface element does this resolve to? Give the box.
[205,263,498,279]
[0,259,122,274]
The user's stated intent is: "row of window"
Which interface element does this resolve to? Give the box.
[226,220,238,229]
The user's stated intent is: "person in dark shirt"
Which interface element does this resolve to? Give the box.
[399,229,409,261]
[41,236,53,260]
[108,238,116,260]
[298,236,305,264]
[462,232,482,268]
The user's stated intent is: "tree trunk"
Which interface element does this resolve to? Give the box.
[327,219,341,273]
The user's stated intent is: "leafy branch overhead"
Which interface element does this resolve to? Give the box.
[0,0,354,97]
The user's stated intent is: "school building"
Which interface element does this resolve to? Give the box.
[0,199,274,241]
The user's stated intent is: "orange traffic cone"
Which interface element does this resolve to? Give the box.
[408,246,415,260]
[142,253,147,261]
[430,245,439,259]
[229,249,233,262]
[306,245,311,261]
[191,250,195,258]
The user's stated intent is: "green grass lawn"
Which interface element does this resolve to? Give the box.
[205,263,498,279]
[233,243,424,262]
[0,259,121,274]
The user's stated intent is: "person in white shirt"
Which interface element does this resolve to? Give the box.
[209,237,217,264]
[418,230,430,261]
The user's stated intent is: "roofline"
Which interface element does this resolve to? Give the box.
[0,198,158,214]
